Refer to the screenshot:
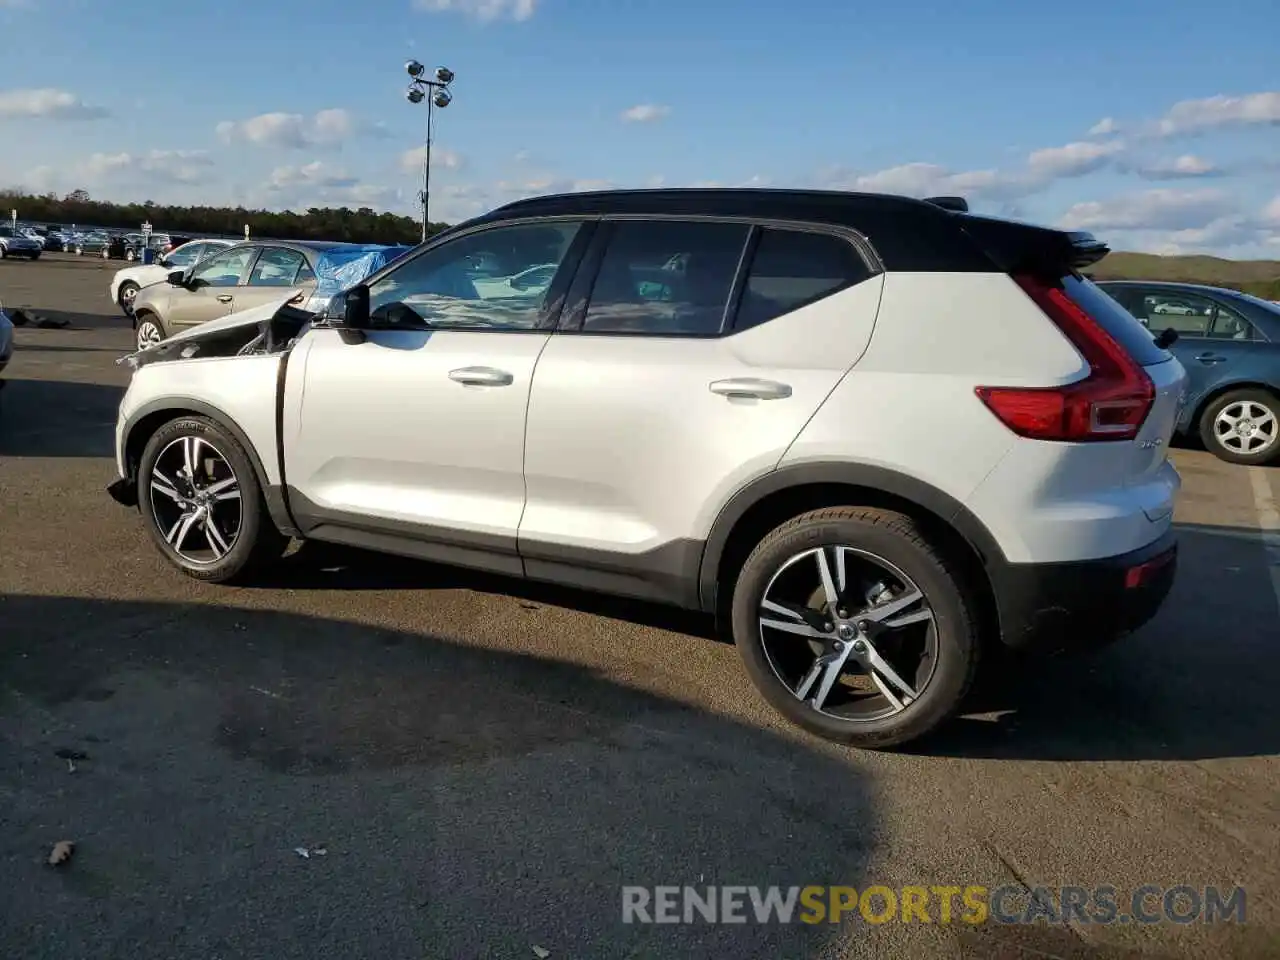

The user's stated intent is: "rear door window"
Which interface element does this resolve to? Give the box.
[1065,276,1170,366]
[734,228,871,331]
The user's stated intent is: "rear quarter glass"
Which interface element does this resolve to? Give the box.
[1066,276,1171,366]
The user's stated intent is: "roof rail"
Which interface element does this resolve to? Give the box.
[925,196,969,212]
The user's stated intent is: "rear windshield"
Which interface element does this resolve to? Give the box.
[1065,275,1171,366]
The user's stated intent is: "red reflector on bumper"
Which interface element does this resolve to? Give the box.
[1124,549,1175,589]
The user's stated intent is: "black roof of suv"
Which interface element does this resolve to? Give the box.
[470,188,1108,277]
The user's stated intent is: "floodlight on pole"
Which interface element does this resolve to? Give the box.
[404,60,456,243]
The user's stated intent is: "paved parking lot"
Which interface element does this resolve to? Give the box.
[2,253,1278,959]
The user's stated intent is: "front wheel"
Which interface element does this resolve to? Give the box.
[137,416,288,582]
[74,245,83,256]
[730,507,980,750]
[134,314,165,350]
[101,247,110,260]
[1199,389,1280,465]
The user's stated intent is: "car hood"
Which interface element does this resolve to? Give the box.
[118,290,309,369]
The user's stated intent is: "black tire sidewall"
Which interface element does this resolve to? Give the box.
[137,416,266,581]
[1199,389,1280,465]
[731,512,976,749]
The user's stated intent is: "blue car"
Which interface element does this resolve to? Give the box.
[1097,280,1280,465]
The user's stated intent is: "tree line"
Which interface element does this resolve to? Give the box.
[0,189,452,244]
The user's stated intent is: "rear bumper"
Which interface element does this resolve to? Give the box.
[989,528,1178,655]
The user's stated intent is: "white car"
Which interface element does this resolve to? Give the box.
[110,238,234,315]
[106,188,1186,749]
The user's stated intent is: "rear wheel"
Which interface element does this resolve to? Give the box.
[118,281,140,315]
[74,245,83,256]
[137,416,287,582]
[1199,388,1280,465]
[101,247,110,260]
[730,507,979,749]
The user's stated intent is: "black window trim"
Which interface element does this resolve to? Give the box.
[357,215,598,335]
[555,213,880,340]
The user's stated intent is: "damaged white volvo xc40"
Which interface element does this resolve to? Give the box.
[108,188,1187,750]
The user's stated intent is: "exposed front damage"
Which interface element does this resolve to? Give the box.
[117,292,318,371]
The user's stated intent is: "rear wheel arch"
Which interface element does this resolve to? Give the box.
[1189,380,1280,433]
[699,463,1003,639]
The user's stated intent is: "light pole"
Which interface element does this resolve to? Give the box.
[405,60,455,243]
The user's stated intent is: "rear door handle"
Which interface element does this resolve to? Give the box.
[709,378,792,400]
[449,366,514,387]
[216,295,234,304]
[1195,352,1227,364]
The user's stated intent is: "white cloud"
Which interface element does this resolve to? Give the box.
[215,108,380,149]
[823,162,1029,202]
[267,161,358,191]
[1027,140,1125,178]
[1088,117,1119,137]
[1135,154,1219,180]
[81,149,213,184]
[1058,188,1236,232]
[398,145,466,174]
[412,0,536,21]
[1155,91,1280,136]
[621,104,670,123]
[0,88,107,120]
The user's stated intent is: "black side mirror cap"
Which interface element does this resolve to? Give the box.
[342,284,370,328]
[1154,327,1179,349]
[166,270,186,286]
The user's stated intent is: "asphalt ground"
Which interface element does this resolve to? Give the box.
[2,252,1279,959]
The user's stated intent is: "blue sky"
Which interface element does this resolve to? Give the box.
[1,0,1278,256]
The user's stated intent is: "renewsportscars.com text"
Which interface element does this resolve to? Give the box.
[620,884,1246,926]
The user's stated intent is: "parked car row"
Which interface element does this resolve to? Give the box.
[5,222,198,261]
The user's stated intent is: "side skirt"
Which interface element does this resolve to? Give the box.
[283,486,704,608]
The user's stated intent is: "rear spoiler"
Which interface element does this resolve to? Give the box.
[955,213,1110,275]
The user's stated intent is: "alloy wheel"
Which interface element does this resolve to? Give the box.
[120,283,139,313]
[136,319,163,350]
[759,545,938,722]
[1214,400,1277,456]
[148,436,243,565]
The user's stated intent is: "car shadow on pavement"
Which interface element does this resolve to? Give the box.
[0,594,873,960]
[0,378,123,458]
[916,522,1280,762]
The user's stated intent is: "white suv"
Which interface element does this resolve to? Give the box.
[107,189,1186,749]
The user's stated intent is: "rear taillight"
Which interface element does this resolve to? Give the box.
[975,274,1155,442]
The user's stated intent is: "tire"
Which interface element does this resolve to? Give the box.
[1198,388,1280,466]
[134,313,166,350]
[136,415,288,583]
[118,281,140,316]
[101,248,110,260]
[74,245,83,256]
[29,253,40,261]
[730,506,980,750]
[0,246,6,259]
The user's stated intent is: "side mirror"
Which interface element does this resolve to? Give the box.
[158,257,171,269]
[166,270,186,286]
[341,284,370,328]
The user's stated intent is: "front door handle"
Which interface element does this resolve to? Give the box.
[709,378,793,400]
[1195,352,1227,364]
[449,366,514,387]
[216,295,234,304]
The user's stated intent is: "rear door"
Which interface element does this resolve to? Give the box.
[518,218,884,600]
[233,246,317,313]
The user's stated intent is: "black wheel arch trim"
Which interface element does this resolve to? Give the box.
[119,396,300,537]
[696,461,1007,612]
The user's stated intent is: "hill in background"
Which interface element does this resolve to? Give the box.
[1086,252,1280,300]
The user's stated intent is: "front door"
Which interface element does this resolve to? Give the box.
[282,218,591,574]
[167,245,256,330]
